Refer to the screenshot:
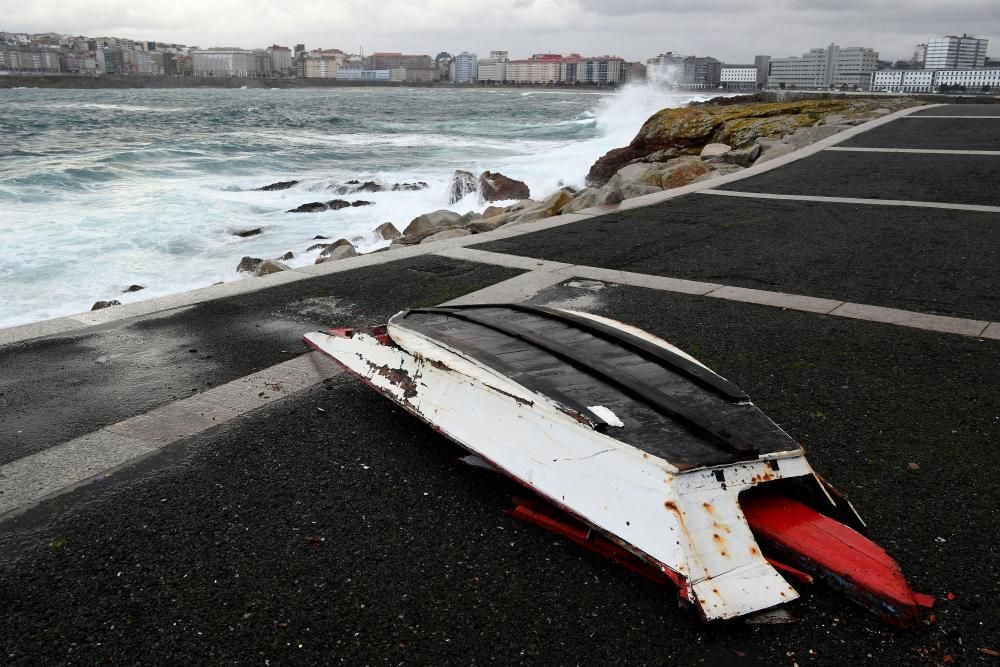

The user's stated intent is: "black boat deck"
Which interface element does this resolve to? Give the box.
[393,305,800,470]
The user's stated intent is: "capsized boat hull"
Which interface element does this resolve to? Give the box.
[304,305,931,626]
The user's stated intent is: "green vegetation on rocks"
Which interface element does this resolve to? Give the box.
[586,97,920,186]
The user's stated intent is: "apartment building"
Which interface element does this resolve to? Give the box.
[365,52,433,71]
[872,67,998,92]
[303,49,344,78]
[767,44,878,90]
[477,50,509,82]
[267,45,293,76]
[191,49,260,77]
[452,51,478,83]
[506,54,563,83]
[0,45,62,72]
[924,34,989,69]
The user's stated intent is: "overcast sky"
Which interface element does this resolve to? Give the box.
[2,0,998,63]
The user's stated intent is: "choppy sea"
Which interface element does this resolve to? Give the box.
[0,85,706,328]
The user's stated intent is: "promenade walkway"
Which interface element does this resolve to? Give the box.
[2,103,998,663]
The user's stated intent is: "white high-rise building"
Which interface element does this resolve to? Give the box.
[452,51,478,83]
[767,44,878,90]
[477,50,508,82]
[924,34,989,69]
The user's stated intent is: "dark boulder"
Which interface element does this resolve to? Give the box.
[392,182,429,191]
[256,180,299,191]
[123,284,145,293]
[233,227,262,237]
[328,199,352,210]
[237,256,264,273]
[449,170,478,204]
[278,251,294,261]
[356,181,383,192]
[374,222,402,240]
[351,200,374,207]
[91,300,122,310]
[478,171,530,202]
[287,202,329,213]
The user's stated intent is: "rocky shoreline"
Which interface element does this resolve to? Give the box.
[90,95,923,310]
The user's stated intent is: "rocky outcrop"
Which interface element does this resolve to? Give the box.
[288,202,330,213]
[449,170,478,204]
[256,180,299,191]
[479,171,530,202]
[278,251,294,261]
[91,300,121,310]
[254,259,289,276]
[392,182,429,191]
[287,199,366,213]
[607,156,711,191]
[700,143,731,159]
[356,181,383,193]
[233,227,262,237]
[584,98,908,186]
[315,243,358,264]
[374,222,401,240]
[717,144,763,167]
[237,256,264,273]
[320,239,355,254]
[123,284,145,293]
[402,209,463,239]
[420,228,472,244]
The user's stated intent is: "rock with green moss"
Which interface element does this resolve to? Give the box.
[585,97,917,186]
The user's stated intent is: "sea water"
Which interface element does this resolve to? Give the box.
[0,85,706,328]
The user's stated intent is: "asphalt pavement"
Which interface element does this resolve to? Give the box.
[2,102,999,664]
[478,195,1000,321]
[0,256,521,465]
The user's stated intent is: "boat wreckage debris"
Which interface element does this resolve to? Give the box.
[304,304,933,628]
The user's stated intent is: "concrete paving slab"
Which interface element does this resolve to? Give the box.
[0,256,523,466]
[0,316,91,346]
[442,270,569,306]
[837,117,1000,150]
[554,265,721,295]
[716,151,1000,207]
[828,303,990,337]
[0,430,154,517]
[706,285,843,314]
[474,195,1000,322]
[981,322,1000,340]
[433,247,573,272]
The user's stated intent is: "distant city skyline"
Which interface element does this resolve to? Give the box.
[2,0,998,63]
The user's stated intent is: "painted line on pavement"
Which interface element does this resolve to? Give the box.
[825,147,1000,156]
[0,103,940,348]
[433,247,997,339]
[0,352,343,520]
[697,189,1000,214]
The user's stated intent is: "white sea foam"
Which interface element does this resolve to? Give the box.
[0,84,716,328]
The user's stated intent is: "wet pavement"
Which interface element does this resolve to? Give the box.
[0,256,521,465]
[477,195,1000,321]
[2,102,999,664]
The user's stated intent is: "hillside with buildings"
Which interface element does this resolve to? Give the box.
[0,29,996,93]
